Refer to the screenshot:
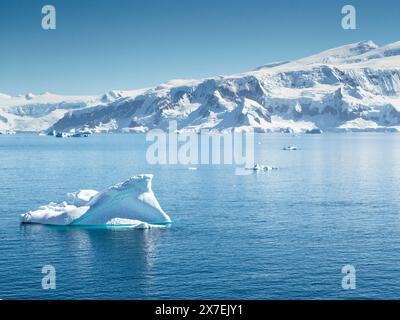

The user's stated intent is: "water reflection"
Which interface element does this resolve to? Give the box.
[19,224,167,298]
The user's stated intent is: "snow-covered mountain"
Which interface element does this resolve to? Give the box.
[0,90,143,132]
[3,40,400,133]
[0,92,100,132]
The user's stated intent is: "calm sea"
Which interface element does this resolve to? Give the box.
[0,133,399,299]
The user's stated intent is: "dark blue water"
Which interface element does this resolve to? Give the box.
[1,133,400,299]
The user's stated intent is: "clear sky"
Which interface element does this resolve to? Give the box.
[0,0,399,95]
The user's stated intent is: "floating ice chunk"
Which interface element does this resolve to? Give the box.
[280,127,295,134]
[246,164,278,172]
[262,165,277,171]
[283,146,298,151]
[71,132,90,138]
[55,132,72,138]
[0,130,16,135]
[305,128,323,134]
[21,174,171,227]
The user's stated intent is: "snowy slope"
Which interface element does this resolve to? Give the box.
[0,88,157,132]
[0,92,104,132]
[3,40,400,133]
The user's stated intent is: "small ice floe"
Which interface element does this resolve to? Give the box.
[246,164,278,172]
[305,128,323,134]
[261,165,278,171]
[188,167,198,170]
[71,131,91,138]
[0,130,16,135]
[54,129,92,138]
[21,174,171,228]
[55,132,72,138]
[283,145,298,151]
[280,127,294,134]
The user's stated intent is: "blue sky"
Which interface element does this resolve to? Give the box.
[0,0,399,95]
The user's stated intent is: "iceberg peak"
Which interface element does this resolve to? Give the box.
[113,174,154,194]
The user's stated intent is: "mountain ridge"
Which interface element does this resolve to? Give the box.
[2,40,400,133]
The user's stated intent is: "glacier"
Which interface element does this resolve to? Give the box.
[2,40,400,133]
[20,174,172,228]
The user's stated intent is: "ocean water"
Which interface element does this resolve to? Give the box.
[0,133,400,300]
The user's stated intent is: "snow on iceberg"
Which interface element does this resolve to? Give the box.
[20,174,171,228]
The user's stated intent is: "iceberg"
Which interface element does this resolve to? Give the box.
[246,164,278,172]
[20,174,171,228]
[283,146,298,151]
[305,128,323,134]
[0,130,16,135]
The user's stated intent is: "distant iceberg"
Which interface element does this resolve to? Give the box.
[305,128,323,134]
[247,164,278,172]
[283,145,298,151]
[20,174,171,228]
